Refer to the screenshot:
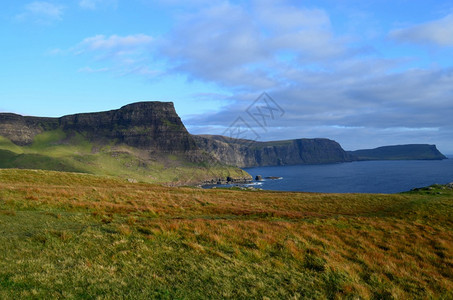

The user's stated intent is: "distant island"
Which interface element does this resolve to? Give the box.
[348,144,447,161]
[0,101,447,184]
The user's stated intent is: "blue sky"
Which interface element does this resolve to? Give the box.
[1,0,453,153]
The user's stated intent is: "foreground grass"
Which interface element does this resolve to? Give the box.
[0,169,452,299]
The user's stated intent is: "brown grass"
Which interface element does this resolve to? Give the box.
[0,169,452,298]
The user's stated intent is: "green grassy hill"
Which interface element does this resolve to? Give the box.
[0,169,451,298]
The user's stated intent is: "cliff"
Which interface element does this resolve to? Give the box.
[348,144,447,161]
[3,102,445,185]
[0,102,250,184]
[0,102,197,152]
[0,113,58,146]
[195,135,353,168]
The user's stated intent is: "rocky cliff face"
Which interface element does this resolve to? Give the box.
[195,135,353,167]
[0,102,251,184]
[60,102,198,152]
[0,102,197,152]
[0,113,58,146]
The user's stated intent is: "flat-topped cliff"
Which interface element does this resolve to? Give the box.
[348,144,447,161]
[0,102,196,152]
[0,102,250,184]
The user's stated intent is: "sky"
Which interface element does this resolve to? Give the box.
[1,0,453,153]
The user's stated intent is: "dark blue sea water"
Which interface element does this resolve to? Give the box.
[237,157,453,194]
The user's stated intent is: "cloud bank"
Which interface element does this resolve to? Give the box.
[70,1,453,151]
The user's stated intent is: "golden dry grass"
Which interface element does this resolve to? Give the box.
[0,169,452,299]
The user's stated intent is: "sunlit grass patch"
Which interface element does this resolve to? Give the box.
[0,132,250,185]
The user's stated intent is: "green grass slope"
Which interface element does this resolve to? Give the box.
[0,132,249,185]
[0,169,452,299]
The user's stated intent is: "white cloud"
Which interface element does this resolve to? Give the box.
[390,14,453,47]
[75,34,153,59]
[78,34,153,51]
[79,0,118,10]
[78,66,110,73]
[16,1,64,24]
[47,48,63,55]
[156,0,221,7]
[255,1,331,31]
[73,34,156,77]
[71,1,353,88]
[79,0,96,10]
[155,1,453,149]
[159,1,351,89]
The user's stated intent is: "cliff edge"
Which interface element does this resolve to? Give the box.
[194,135,353,168]
[0,102,250,184]
[0,102,197,152]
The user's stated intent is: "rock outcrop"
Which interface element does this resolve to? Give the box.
[194,135,353,167]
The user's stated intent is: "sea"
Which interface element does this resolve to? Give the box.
[208,156,453,194]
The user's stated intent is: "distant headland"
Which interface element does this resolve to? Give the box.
[347,144,447,161]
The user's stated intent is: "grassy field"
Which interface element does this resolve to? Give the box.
[0,169,452,299]
[0,132,249,185]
